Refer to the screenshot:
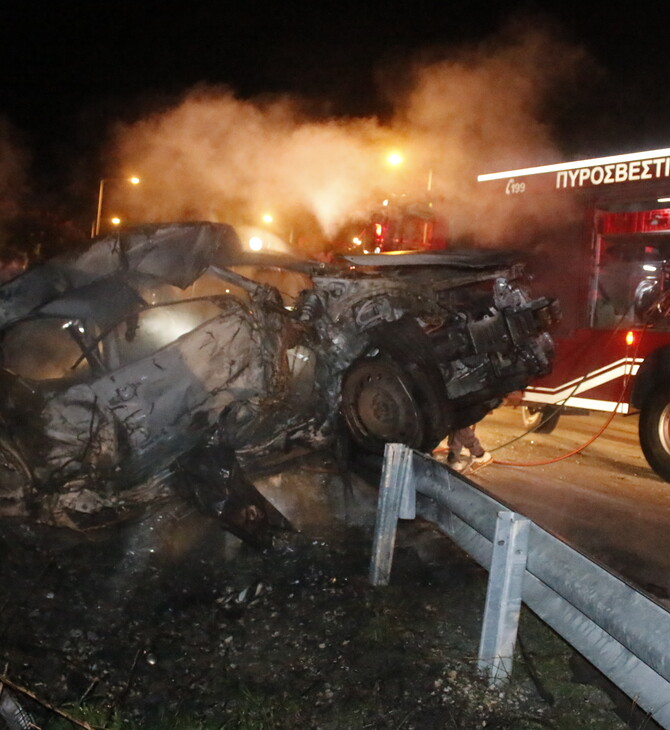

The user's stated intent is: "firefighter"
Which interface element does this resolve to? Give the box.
[432,426,493,473]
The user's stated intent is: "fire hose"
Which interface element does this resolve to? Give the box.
[489,316,648,468]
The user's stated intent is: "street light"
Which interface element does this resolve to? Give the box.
[384,151,435,246]
[386,150,404,167]
[93,176,140,237]
[387,150,433,192]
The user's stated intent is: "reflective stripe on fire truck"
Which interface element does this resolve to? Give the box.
[523,357,643,414]
[477,147,670,183]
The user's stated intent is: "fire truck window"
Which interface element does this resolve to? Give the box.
[593,237,670,329]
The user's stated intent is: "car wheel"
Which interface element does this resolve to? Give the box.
[521,405,560,434]
[341,354,446,454]
[639,384,670,482]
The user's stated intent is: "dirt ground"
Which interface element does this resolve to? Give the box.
[0,451,645,729]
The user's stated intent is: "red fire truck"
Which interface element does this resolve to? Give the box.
[478,146,670,481]
[339,196,446,254]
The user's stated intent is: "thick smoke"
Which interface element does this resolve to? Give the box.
[393,25,585,244]
[110,24,585,251]
[111,93,395,247]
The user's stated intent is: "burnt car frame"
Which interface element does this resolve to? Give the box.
[0,222,556,538]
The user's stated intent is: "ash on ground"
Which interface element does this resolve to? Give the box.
[0,452,635,729]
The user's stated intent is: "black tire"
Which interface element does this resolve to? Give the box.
[341,353,447,454]
[639,384,670,482]
[521,405,560,434]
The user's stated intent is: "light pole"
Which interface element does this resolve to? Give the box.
[422,168,435,245]
[260,211,295,245]
[385,151,435,246]
[93,176,140,237]
[386,150,432,192]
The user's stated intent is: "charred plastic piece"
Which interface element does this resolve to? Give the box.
[174,442,292,548]
[0,223,557,538]
[0,683,34,730]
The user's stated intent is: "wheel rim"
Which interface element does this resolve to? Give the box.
[521,405,542,428]
[342,359,424,448]
[657,403,670,454]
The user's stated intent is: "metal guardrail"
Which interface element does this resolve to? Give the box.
[369,443,670,728]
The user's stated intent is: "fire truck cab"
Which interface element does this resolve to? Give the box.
[342,196,444,254]
[478,147,670,482]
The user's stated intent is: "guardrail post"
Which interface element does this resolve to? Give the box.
[478,511,530,686]
[369,443,415,586]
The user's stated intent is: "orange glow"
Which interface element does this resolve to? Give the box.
[111,216,121,226]
[625,330,636,347]
[386,151,404,167]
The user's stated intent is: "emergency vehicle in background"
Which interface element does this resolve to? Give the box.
[478,147,670,482]
[343,196,446,254]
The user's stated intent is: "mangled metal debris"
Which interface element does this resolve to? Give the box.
[0,222,557,542]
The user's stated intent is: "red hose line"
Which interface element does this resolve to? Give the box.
[492,324,647,468]
[492,406,618,467]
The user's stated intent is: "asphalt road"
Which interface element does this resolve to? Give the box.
[472,406,670,604]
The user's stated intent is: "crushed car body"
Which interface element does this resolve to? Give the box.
[0,222,557,540]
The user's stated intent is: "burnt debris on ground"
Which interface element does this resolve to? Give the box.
[0,452,631,730]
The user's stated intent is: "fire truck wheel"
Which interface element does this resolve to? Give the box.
[639,385,670,482]
[341,354,445,454]
[520,405,560,434]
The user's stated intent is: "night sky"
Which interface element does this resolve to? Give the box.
[2,1,670,233]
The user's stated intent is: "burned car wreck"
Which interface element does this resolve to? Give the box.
[0,222,556,543]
